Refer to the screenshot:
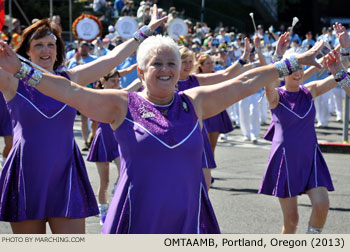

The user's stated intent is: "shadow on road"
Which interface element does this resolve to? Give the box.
[299,203,350,212]
[210,186,258,195]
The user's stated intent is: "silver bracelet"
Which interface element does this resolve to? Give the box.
[340,47,350,56]
[13,62,43,87]
[340,47,350,63]
[274,60,289,77]
[255,47,262,53]
[27,69,43,87]
[289,55,300,72]
[274,56,300,78]
[271,53,283,63]
[133,25,152,44]
[14,62,32,80]
[333,69,350,89]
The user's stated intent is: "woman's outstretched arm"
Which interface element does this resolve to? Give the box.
[185,41,324,120]
[0,41,128,129]
[66,4,167,86]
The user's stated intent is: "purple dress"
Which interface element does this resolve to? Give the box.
[259,86,334,198]
[204,111,233,133]
[177,76,216,168]
[87,122,120,162]
[102,92,220,234]
[0,93,13,137]
[0,73,98,222]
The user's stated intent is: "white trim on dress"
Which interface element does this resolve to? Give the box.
[20,139,27,211]
[125,118,200,149]
[16,92,67,119]
[197,183,204,234]
[278,100,314,119]
[282,148,292,197]
[127,184,132,234]
[65,138,74,216]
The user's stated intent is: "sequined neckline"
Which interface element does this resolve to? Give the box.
[136,92,175,108]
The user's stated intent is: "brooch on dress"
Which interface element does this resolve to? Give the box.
[182,101,189,112]
[139,105,155,119]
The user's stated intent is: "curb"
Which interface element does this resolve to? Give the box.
[318,142,350,154]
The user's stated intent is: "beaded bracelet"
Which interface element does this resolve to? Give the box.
[274,56,300,78]
[255,47,262,53]
[340,47,350,56]
[133,26,152,44]
[271,53,283,63]
[340,47,350,64]
[333,69,350,88]
[13,62,43,87]
[237,58,247,66]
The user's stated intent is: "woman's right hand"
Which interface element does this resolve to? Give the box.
[148,4,168,32]
[333,22,350,48]
[0,41,22,75]
[275,32,289,56]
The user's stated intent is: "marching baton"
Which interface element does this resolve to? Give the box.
[290,17,299,35]
[249,13,257,33]
[17,54,52,74]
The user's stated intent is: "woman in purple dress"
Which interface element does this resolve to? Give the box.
[260,31,345,234]
[87,69,121,225]
[0,93,13,168]
[0,29,324,233]
[0,7,166,234]
[195,53,234,150]
[177,45,252,189]
[178,46,249,157]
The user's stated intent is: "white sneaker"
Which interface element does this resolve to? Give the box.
[243,136,250,142]
[219,134,227,140]
[98,203,109,225]
[0,156,5,169]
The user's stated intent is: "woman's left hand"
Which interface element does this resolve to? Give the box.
[0,41,22,74]
[323,49,342,74]
[148,4,168,32]
[297,40,324,68]
[241,37,251,60]
[253,34,261,49]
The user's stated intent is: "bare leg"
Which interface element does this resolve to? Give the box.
[80,113,89,146]
[278,196,299,234]
[88,120,98,146]
[202,168,211,191]
[96,162,110,204]
[48,217,85,234]
[306,187,329,230]
[113,157,121,185]
[10,220,46,234]
[207,131,220,157]
[2,135,13,158]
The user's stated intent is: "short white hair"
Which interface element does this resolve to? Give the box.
[137,35,181,70]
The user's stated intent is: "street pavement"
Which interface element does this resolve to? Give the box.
[0,114,349,234]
